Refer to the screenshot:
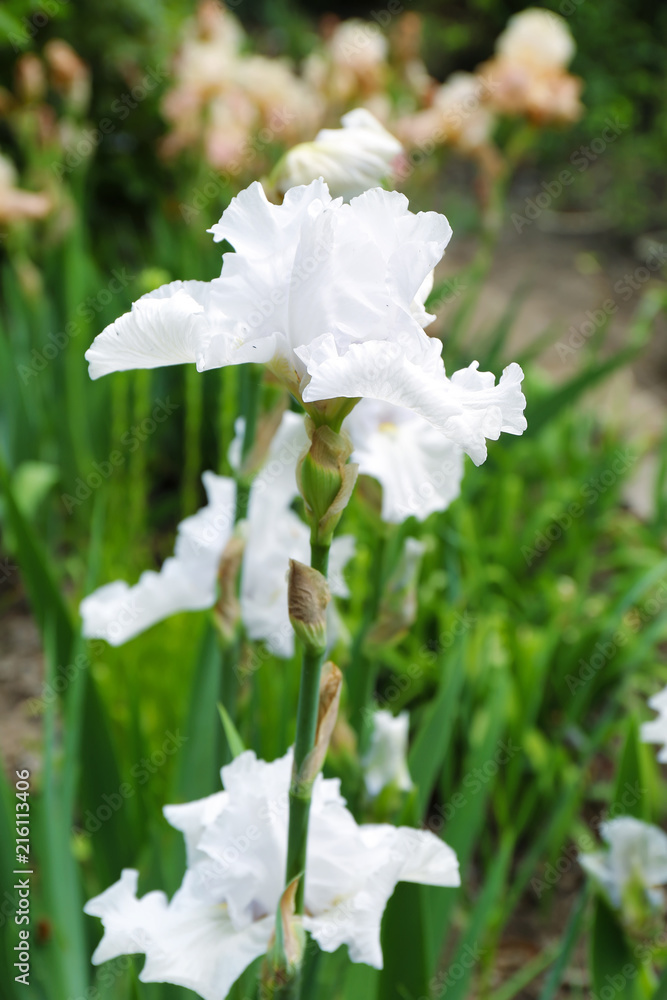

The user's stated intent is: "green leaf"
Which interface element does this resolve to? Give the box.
[218,701,246,759]
[441,832,515,1000]
[424,667,512,969]
[409,636,467,817]
[173,622,223,800]
[525,289,662,436]
[37,621,89,999]
[654,964,667,1000]
[0,454,75,672]
[378,882,429,1000]
[590,897,641,1000]
[612,715,650,820]
[78,669,143,889]
[11,461,59,519]
[539,888,590,1000]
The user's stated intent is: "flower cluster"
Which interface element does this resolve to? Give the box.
[85,750,460,998]
[160,0,320,170]
[396,8,582,179]
[82,77,529,999]
[81,410,354,657]
[85,179,526,466]
[159,5,582,187]
[478,8,583,126]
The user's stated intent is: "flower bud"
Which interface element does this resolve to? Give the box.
[297,422,358,545]
[296,660,342,792]
[287,559,330,653]
[262,875,305,991]
[213,532,245,642]
[15,53,47,104]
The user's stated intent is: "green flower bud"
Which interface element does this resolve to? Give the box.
[297,422,358,546]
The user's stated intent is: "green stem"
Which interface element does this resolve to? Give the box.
[215,367,263,760]
[235,364,262,524]
[285,537,331,916]
[183,364,203,517]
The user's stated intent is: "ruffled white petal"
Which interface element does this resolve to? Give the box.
[208,179,334,256]
[345,188,451,311]
[163,792,229,867]
[84,867,272,1000]
[80,409,352,655]
[300,335,526,465]
[80,473,235,645]
[205,179,453,380]
[84,869,169,965]
[85,284,210,380]
[410,269,435,328]
[276,109,403,201]
[345,398,464,522]
[85,751,460,985]
[306,819,459,968]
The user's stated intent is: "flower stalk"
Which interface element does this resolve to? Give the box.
[279,421,356,993]
[284,558,332,913]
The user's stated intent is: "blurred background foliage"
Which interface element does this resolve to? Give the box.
[2,0,667,235]
[1,1,667,999]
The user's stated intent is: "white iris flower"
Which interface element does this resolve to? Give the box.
[85,749,460,999]
[80,412,353,656]
[85,180,526,465]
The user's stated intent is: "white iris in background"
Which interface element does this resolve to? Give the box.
[85,750,460,1000]
[273,108,403,201]
[363,710,413,797]
[641,684,667,763]
[85,179,526,465]
[80,411,353,656]
[496,8,575,71]
[344,398,464,523]
[579,817,667,911]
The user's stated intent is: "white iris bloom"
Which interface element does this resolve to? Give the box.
[85,180,526,465]
[274,108,403,201]
[85,750,460,999]
[345,398,464,523]
[363,710,413,797]
[641,684,667,763]
[579,817,667,911]
[80,412,353,656]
